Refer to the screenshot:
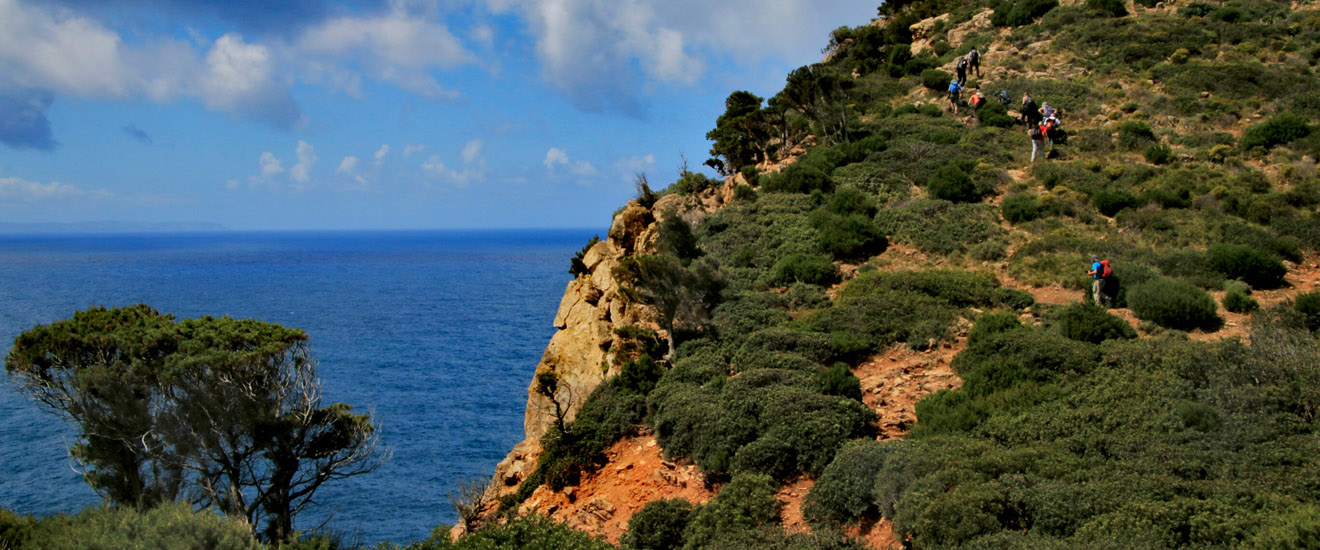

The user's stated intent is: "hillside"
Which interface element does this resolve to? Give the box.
[471,1,1320,549]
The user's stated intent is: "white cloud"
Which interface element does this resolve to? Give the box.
[290,140,317,182]
[337,156,359,174]
[374,144,390,163]
[570,161,597,176]
[294,5,472,99]
[259,152,285,176]
[403,144,426,157]
[544,147,568,169]
[614,153,656,172]
[200,33,302,128]
[421,155,481,187]
[484,0,875,111]
[0,176,105,202]
[461,139,483,163]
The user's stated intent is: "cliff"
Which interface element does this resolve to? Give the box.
[475,1,1320,547]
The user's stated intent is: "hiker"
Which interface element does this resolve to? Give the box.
[968,46,982,78]
[970,90,985,109]
[995,89,1012,106]
[1029,123,1046,162]
[1042,114,1062,149]
[948,79,963,115]
[1087,255,1113,307]
[955,56,969,86]
[1041,102,1057,119]
[1021,92,1040,125]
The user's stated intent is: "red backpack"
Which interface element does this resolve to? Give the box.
[1100,259,1113,278]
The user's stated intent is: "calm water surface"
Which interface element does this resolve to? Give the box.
[0,229,595,544]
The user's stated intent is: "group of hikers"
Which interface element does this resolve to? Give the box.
[943,46,1065,162]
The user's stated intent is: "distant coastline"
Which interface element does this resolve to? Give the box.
[0,221,229,235]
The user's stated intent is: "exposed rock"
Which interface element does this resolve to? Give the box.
[947,9,993,49]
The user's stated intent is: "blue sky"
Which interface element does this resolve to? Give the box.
[0,0,877,230]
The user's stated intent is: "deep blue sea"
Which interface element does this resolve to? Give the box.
[0,229,596,544]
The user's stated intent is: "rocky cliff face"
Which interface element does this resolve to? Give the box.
[485,185,729,502]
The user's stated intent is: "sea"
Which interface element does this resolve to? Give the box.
[0,229,598,544]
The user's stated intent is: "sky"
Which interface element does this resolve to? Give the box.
[0,0,877,231]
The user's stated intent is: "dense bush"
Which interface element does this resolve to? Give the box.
[1206,243,1288,289]
[1222,290,1259,314]
[992,0,1060,27]
[683,474,781,550]
[817,363,864,402]
[975,100,1017,128]
[875,200,1005,256]
[1002,193,1042,224]
[1296,291,1320,332]
[1090,188,1138,217]
[810,210,888,260]
[15,503,260,550]
[622,499,695,550]
[1085,0,1127,17]
[772,253,839,286]
[1117,121,1156,150]
[1144,143,1172,165]
[1242,113,1312,151]
[921,69,953,90]
[927,162,983,203]
[967,311,1022,346]
[1127,278,1222,331]
[569,235,601,277]
[763,162,834,194]
[1053,302,1137,344]
[804,439,891,526]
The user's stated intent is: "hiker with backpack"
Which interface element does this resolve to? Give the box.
[955,56,968,86]
[1042,113,1062,150]
[1041,102,1056,119]
[970,90,985,110]
[1029,123,1046,162]
[1021,92,1040,126]
[968,46,982,78]
[1088,255,1113,307]
[948,79,963,115]
[995,90,1012,106]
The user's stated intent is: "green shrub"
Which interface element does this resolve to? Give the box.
[927,163,983,203]
[1091,188,1139,217]
[840,269,998,308]
[772,253,839,286]
[992,0,1060,27]
[1127,278,1222,331]
[0,509,35,550]
[622,499,695,550]
[1118,121,1157,150]
[763,162,834,194]
[828,186,878,217]
[1085,0,1127,17]
[804,439,892,526]
[993,287,1036,310]
[24,503,260,550]
[1144,143,1173,165]
[1242,113,1312,151]
[1207,243,1288,290]
[1053,302,1137,344]
[971,240,1008,261]
[922,69,953,90]
[448,514,614,550]
[875,199,1005,256]
[817,363,863,402]
[1002,193,1042,224]
[976,100,1017,128]
[968,311,1023,346]
[1222,291,1259,314]
[684,474,781,550]
[731,436,798,480]
[811,210,888,261]
[1296,291,1320,332]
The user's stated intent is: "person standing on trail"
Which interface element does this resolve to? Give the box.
[955,56,969,86]
[968,46,982,78]
[1087,255,1113,307]
[1029,123,1046,162]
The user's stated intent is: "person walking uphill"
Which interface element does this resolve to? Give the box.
[1029,123,1046,162]
[948,79,963,115]
[1021,92,1040,126]
[955,56,969,86]
[1088,255,1113,307]
[968,46,982,78]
